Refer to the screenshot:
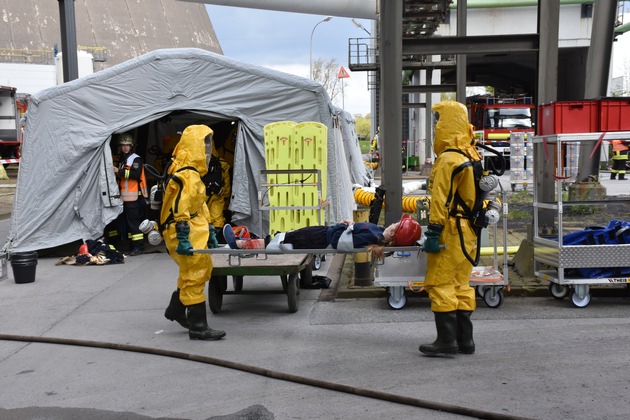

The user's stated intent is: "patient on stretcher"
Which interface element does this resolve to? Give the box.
[223,214,421,259]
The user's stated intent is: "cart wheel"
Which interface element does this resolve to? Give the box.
[300,265,313,288]
[548,283,569,300]
[476,285,490,298]
[387,293,407,310]
[483,287,504,308]
[232,275,243,292]
[312,254,322,271]
[208,275,225,314]
[571,289,591,308]
[287,273,300,313]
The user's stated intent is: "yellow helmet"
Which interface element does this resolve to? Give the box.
[118,133,134,146]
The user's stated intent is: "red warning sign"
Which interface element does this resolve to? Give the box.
[337,66,350,79]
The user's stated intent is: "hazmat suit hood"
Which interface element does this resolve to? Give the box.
[432,101,482,161]
[168,125,213,177]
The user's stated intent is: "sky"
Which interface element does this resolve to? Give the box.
[204,6,630,115]
[204,5,374,116]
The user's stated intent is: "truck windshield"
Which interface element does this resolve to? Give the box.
[484,108,532,129]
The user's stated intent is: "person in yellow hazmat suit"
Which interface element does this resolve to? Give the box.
[160,125,225,341]
[202,140,231,246]
[420,100,482,356]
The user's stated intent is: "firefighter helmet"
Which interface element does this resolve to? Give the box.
[393,214,421,246]
[118,133,134,146]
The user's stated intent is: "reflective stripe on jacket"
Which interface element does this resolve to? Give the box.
[119,153,148,202]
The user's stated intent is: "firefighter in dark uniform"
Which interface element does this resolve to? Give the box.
[110,133,148,256]
[610,140,629,180]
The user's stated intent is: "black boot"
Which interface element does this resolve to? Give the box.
[187,302,226,341]
[619,174,626,180]
[164,290,188,329]
[611,173,617,180]
[419,311,458,355]
[129,240,144,256]
[456,310,475,354]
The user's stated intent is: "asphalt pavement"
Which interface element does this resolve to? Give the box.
[1,170,630,419]
[2,208,630,420]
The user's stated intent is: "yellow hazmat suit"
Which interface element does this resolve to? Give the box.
[205,142,232,228]
[160,125,213,306]
[425,100,482,313]
[419,100,481,356]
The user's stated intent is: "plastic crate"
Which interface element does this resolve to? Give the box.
[598,98,630,131]
[538,100,599,135]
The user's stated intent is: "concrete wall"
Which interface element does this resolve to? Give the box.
[0,0,222,71]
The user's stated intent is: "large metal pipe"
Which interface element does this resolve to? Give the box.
[178,0,379,19]
[450,0,595,8]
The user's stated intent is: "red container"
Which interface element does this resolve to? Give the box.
[598,98,630,131]
[538,100,599,135]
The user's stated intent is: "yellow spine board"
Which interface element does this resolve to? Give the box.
[293,122,328,227]
[263,121,328,234]
[264,121,297,233]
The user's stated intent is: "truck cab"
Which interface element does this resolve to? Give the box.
[467,95,535,169]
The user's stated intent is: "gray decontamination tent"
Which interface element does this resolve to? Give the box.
[4,48,370,253]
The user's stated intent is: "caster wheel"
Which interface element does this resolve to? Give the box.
[312,254,322,271]
[571,290,591,308]
[483,288,504,308]
[387,293,407,310]
[548,283,569,300]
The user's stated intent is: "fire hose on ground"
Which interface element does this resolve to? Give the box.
[0,334,533,420]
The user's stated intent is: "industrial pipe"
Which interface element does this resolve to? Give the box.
[178,0,380,19]
[354,188,429,213]
[450,0,595,8]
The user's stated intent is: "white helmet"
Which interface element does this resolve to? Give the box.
[118,133,134,146]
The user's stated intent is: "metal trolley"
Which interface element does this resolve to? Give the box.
[374,217,509,310]
[532,132,630,307]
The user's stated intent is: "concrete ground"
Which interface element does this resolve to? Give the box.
[1,168,630,419]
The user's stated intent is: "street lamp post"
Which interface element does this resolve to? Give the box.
[352,18,371,36]
[309,16,333,79]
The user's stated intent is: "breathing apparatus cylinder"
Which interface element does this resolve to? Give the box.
[150,185,162,211]
[139,219,163,245]
[484,200,501,225]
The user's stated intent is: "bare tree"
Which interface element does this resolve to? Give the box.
[312,58,342,102]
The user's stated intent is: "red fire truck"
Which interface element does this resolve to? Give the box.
[467,95,535,168]
[0,85,23,165]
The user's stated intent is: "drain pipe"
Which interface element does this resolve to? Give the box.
[0,334,534,420]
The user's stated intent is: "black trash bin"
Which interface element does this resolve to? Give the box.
[11,251,38,284]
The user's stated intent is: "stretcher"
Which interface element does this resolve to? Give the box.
[193,245,426,314]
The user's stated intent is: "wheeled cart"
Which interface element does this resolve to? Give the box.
[206,252,313,314]
[373,250,505,309]
[532,132,630,307]
[374,212,509,310]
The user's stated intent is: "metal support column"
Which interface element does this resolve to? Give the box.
[58,0,79,82]
[535,0,560,228]
[380,0,403,225]
[575,0,618,183]
[456,0,467,103]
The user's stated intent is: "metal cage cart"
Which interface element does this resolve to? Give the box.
[374,197,510,310]
[532,132,630,308]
